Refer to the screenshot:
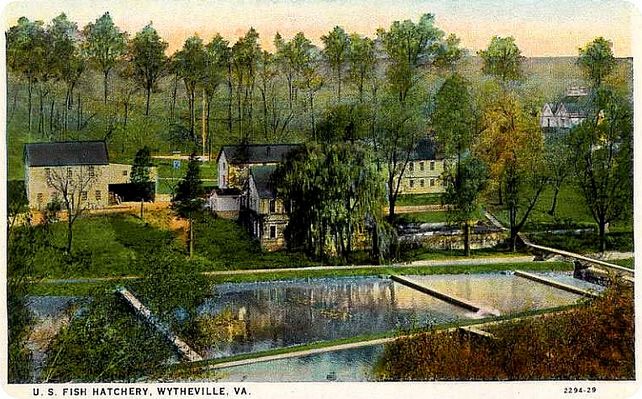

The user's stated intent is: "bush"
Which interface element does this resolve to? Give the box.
[374,283,634,380]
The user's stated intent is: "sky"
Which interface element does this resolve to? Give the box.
[1,0,637,57]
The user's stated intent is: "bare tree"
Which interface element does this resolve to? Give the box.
[47,165,100,253]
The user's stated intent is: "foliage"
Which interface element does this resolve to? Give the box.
[374,284,634,380]
[275,142,386,260]
[347,34,376,102]
[478,36,523,84]
[172,36,207,139]
[43,290,175,382]
[321,26,350,101]
[433,73,476,157]
[171,152,204,217]
[130,146,154,201]
[568,89,632,252]
[8,180,28,231]
[83,12,127,104]
[577,37,616,88]
[128,23,168,115]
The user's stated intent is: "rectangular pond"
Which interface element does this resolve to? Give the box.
[193,276,473,358]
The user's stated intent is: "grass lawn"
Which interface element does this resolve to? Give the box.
[609,258,634,269]
[491,184,632,233]
[396,193,442,206]
[397,211,448,224]
[528,231,633,254]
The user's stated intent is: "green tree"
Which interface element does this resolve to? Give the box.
[275,143,385,261]
[231,28,262,141]
[542,133,572,216]
[131,146,153,219]
[569,89,632,252]
[478,36,523,85]
[47,13,85,133]
[442,157,488,256]
[83,12,127,104]
[578,37,616,88]
[172,36,207,141]
[347,34,376,103]
[6,17,47,134]
[129,23,168,115]
[321,26,350,102]
[202,35,227,155]
[377,13,445,104]
[171,152,204,257]
[275,32,315,110]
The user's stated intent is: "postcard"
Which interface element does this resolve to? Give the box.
[1,0,639,398]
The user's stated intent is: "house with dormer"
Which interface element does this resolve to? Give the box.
[541,87,590,130]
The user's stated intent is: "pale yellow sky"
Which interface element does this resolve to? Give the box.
[1,0,636,57]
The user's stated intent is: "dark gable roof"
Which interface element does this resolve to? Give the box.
[25,141,109,167]
[219,144,300,165]
[250,165,278,199]
[410,137,443,161]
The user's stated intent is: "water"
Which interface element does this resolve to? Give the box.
[215,345,385,382]
[408,273,587,314]
[195,277,472,358]
[535,271,606,293]
[209,272,596,382]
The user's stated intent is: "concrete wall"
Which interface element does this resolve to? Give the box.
[402,230,508,250]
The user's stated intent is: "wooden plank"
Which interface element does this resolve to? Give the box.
[390,275,500,316]
[514,270,600,298]
[117,287,203,362]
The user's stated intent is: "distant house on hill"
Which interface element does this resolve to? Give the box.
[239,165,289,251]
[399,136,446,195]
[216,144,301,189]
[541,87,590,130]
[24,141,157,210]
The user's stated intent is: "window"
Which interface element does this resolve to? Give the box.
[95,190,102,201]
[81,191,88,201]
[269,225,277,239]
[420,179,425,187]
[67,168,73,179]
[269,199,276,213]
[430,179,435,187]
[45,168,52,186]
[430,161,435,171]
[88,166,95,178]
[420,162,425,171]
[409,179,414,188]
[37,193,44,203]
[122,170,128,176]
[409,162,414,172]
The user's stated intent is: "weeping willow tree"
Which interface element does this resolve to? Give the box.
[274,142,391,262]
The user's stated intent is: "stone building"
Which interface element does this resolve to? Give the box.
[239,165,289,251]
[24,141,156,210]
[399,136,446,194]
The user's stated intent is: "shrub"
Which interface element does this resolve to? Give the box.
[375,283,634,380]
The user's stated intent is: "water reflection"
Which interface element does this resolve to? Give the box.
[216,345,385,382]
[195,277,471,358]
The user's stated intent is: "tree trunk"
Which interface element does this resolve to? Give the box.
[463,222,471,256]
[548,186,560,216]
[124,102,129,127]
[598,219,606,253]
[49,99,55,136]
[140,200,144,220]
[145,87,151,116]
[66,217,73,254]
[103,70,109,104]
[509,228,518,252]
[227,65,233,134]
[188,216,194,258]
[27,80,33,134]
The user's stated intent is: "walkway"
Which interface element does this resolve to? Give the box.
[41,255,538,284]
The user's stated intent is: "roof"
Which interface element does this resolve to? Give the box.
[212,187,242,197]
[217,144,300,165]
[25,141,109,167]
[544,92,591,116]
[249,165,278,199]
[410,137,443,161]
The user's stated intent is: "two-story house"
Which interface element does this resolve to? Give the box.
[399,137,446,194]
[24,141,157,210]
[210,144,300,219]
[239,165,289,251]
